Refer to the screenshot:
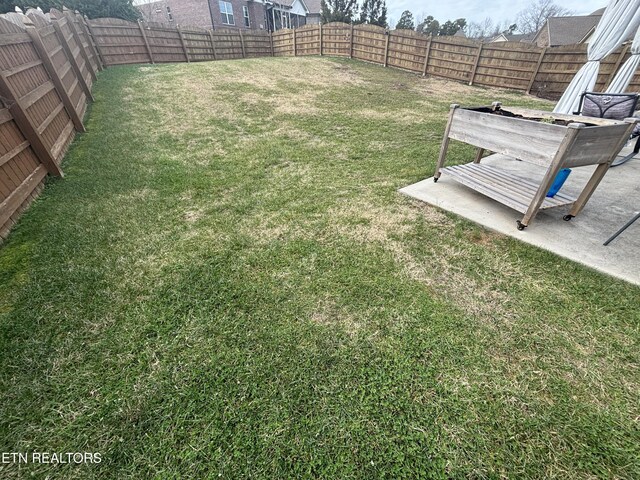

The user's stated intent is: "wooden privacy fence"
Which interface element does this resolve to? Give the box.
[1,11,640,240]
[86,20,640,98]
[0,8,102,239]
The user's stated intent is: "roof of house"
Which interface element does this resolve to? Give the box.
[488,32,536,43]
[547,14,602,45]
[304,0,321,14]
[270,0,310,11]
[507,32,536,42]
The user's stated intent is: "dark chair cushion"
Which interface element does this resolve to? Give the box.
[581,94,638,120]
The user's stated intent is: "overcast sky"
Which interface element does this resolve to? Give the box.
[387,0,607,29]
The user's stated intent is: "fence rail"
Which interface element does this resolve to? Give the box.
[1,10,639,240]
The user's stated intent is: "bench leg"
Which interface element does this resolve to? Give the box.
[566,162,610,218]
[518,163,564,229]
[434,104,459,182]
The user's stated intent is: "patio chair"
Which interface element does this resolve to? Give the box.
[573,92,640,244]
[574,92,640,167]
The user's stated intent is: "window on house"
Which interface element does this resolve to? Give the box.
[219,1,234,25]
[243,6,250,27]
[166,6,173,21]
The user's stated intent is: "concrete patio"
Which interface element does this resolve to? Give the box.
[400,149,640,285]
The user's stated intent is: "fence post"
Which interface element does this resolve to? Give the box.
[293,28,297,56]
[25,24,85,132]
[349,24,354,59]
[605,43,630,90]
[319,24,323,56]
[138,20,154,64]
[52,19,94,101]
[422,36,432,77]
[383,30,390,67]
[468,44,483,86]
[177,26,190,62]
[84,17,106,68]
[76,13,103,71]
[526,47,547,95]
[63,8,97,81]
[208,30,218,60]
[239,30,246,58]
[269,31,274,57]
[0,72,64,177]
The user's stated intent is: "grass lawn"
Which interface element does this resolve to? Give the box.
[0,57,638,479]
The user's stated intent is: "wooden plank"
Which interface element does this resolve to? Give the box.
[52,18,94,101]
[520,124,583,226]
[0,164,48,228]
[208,30,218,60]
[3,59,43,78]
[20,81,54,109]
[507,107,624,126]
[64,9,97,81]
[79,14,104,70]
[468,44,483,86]
[138,20,154,64]
[49,44,64,57]
[441,163,575,213]
[239,29,246,58]
[25,25,85,132]
[0,72,62,177]
[452,160,574,208]
[434,104,459,180]
[36,102,64,135]
[0,32,31,46]
[383,31,390,67]
[563,123,636,167]
[422,37,432,76]
[349,24,354,59]
[293,28,297,56]
[0,108,12,125]
[177,26,190,62]
[448,108,568,167]
[0,140,29,168]
[473,147,484,163]
[50,119,74,160]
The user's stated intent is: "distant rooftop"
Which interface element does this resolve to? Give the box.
[304,0,321,14]
[546,14,602,45]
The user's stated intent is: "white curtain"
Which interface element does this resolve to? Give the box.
[607,26,640,92]
[554,0,640,114]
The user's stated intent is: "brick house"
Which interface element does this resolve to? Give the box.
[531,8,604,47]
[133,0,310,32]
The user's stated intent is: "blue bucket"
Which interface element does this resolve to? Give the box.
[546,168,571,198]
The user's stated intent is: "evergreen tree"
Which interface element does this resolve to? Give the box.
[439,18,466,36]
[0,0,140,21]
[358,0,387,27]
[416,15,439,36]
[395,10,414,30]
[321,0,358,24]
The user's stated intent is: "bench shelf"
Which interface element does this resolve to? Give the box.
[433,103,637,229]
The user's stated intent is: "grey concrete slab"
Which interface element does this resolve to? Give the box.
[399,150,640,285]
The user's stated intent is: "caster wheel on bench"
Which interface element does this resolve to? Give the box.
[516,221,527,231]
[563,215,574,221]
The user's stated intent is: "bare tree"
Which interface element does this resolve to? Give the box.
[466,17,496,40]
[516,0,571,34]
